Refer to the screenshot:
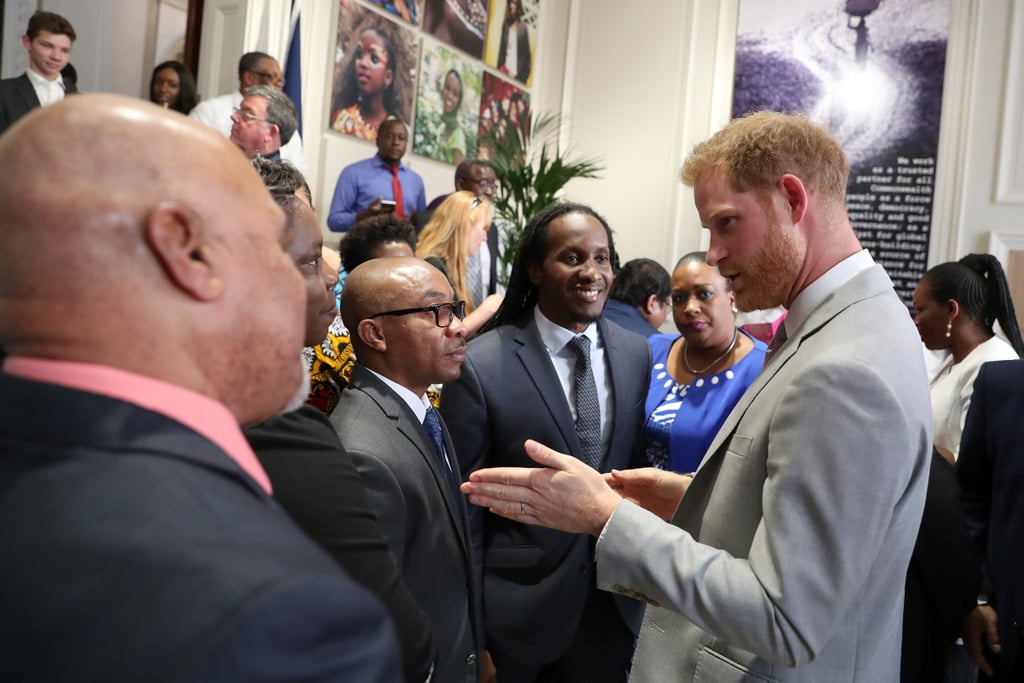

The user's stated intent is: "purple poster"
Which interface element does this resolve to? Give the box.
[732,0,950,304]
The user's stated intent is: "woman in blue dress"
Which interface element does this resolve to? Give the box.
[645,252,767,473]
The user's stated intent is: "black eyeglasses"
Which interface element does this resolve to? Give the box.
[369,301,467,328]
[247,69,285,87]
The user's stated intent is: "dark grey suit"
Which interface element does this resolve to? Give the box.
[440,314,650,678]
[332,366,482,683]
[0,73,42,135]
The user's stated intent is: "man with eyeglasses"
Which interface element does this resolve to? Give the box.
[331,256,493,683]
[413,159,504,308]
[229,85,297,162]
[189,51,307,174]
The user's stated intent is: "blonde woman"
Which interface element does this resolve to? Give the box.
[416,190,503,336]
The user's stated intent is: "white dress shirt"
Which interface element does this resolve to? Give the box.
[26,69,65,108]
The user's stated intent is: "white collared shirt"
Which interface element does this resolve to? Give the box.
[533,307,614,457]
[781,249,875,339]
[26,68,65,108]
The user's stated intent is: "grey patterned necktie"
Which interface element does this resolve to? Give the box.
[466,251,485,308]
[567,335,603,469]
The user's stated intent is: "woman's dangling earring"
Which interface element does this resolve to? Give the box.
[732,306,739,314]
[945,318,953,339]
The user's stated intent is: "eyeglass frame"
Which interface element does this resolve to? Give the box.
[247,69,285,87]
[232,106,271,125]
[368,301,467,328]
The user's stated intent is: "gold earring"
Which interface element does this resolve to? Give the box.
[945,319,952,339]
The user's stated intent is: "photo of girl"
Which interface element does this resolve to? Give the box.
[413,41,481,164]
[329,0,417,141]
[483,0,537,85]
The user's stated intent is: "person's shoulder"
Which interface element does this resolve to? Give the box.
[342,155,377,173]
[0,74,24,89]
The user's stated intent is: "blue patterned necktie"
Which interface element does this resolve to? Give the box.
[567,335,603,469]
[423,405,462,502]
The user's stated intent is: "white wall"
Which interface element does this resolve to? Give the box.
[11,0,1016,269]
[41,0,151,98]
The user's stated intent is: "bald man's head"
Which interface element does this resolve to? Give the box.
[0,94,307,424]
[342,257,467,396]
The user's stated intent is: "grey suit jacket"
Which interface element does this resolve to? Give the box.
[440,315,650,665]
[0,73,41,135]
[332,366,482,683]
[597,264,932,682]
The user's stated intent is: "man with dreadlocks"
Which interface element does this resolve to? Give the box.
[439,203,651,682]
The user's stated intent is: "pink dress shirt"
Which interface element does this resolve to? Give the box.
[3,356,272,493]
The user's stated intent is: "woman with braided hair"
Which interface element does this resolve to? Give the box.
[912,253,1024,464]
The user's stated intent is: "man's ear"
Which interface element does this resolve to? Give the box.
[144,201,224,302]
[357,319,387,353]
[267,123,280,145]
[641,293,660,315]
[779,174,809,225]
[527,261,542,287]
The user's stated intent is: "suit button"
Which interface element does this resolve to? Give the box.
[466,653,477,665]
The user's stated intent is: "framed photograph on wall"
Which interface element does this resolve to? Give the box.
[483,0,537,86]
[366,0,425,27]
[328,0,419,141]
[421,0,490,60]
[476,71,529,159]
[413,40,482,164]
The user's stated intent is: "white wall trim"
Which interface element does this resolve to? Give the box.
[995,0,1024,203]
[930,0,981,263]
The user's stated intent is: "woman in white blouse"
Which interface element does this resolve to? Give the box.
[912,253,1024,464]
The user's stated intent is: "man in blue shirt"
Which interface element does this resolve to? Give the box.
[327,119,426,232]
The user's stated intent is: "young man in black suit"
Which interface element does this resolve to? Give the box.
[0,11,76,135]
[440,203,650,682]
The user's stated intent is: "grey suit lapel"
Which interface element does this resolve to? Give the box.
[696,264,896,472]
[513,319,581,455]
[350,366,474,557]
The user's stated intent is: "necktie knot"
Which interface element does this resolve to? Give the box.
[766,324,788,361]
[568,334,592,366]
[423,405,444,456]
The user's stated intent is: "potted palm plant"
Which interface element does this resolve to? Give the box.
[479,109,604,284]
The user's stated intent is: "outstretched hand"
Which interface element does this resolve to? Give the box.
[459,439,623,536]
[604,467,691,520]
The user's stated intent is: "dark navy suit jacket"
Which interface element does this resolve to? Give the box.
[602,298,661,338]
[0,73,41,135]
[959,359,1024,680]
[0,374,400,683]
[439,315,650,667]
